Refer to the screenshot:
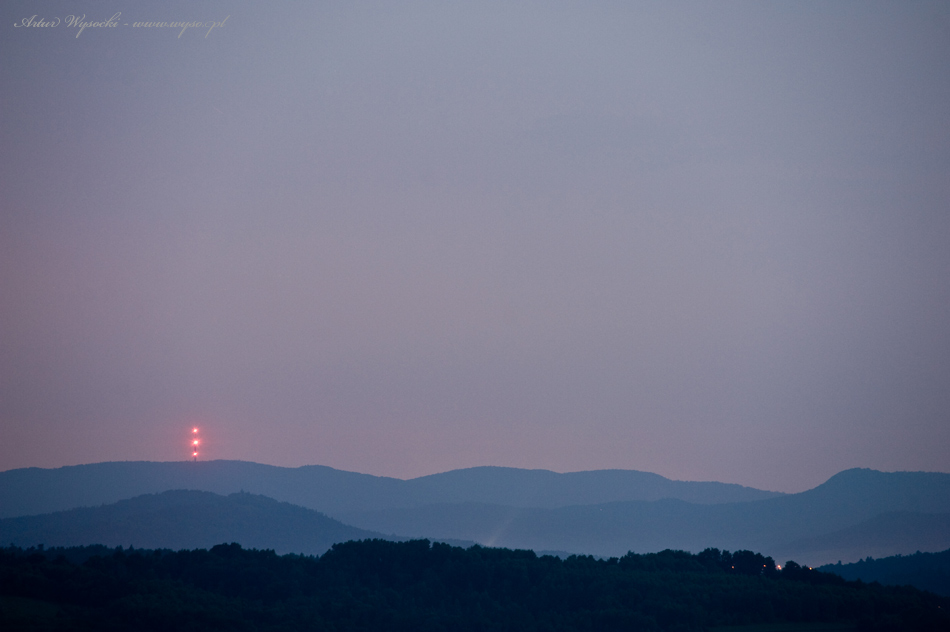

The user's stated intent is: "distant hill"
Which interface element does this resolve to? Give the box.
[0,461,783,519]
[338,469,950,564]
[819,548,950,597]
[777,512,950,564]
[0,490,387,555]
[2,463,947,566]
[398,466,784,507]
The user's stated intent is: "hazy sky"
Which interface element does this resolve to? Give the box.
[2,1,949,492]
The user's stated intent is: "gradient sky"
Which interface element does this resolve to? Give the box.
[2,1,949,492]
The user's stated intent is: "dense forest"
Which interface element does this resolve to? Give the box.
[2,539,948,631]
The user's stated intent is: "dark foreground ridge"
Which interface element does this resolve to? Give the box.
[819,549,950,597]
[2,540,948,631]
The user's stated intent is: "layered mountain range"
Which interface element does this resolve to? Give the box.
[0,490,384,555]
[0,461,781,518]
[2,461,948,566]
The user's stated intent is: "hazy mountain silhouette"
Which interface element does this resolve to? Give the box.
[0,461,782,519]
[777,512,950,564]
[2,464,947,566]
[338,469,950,564]
[0,490,386,555]
[819,548,950,597]
[400,466,783,507]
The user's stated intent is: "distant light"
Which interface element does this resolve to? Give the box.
[190,428,201,461]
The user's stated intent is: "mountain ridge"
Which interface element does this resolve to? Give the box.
[3,462,948,566]
[337,469,950,564]
[0,489,388,555]
[0,460,784,519]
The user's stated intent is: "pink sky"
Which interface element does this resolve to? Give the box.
[2,0,949,493]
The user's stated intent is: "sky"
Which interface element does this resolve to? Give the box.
[2,1,949,493]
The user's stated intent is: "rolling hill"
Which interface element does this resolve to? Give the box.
[338,469,950,564]
[818,548,950,597]
[778,512,950,564]
[0,490,386,555]
[2,463,947,566]
[0,460,783,519]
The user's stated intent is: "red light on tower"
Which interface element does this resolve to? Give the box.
[190,428,200,462]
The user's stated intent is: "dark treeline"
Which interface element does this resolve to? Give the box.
[820,549,950,598]
[2,539,948,631]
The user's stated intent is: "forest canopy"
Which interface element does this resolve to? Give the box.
[2,539,948,631]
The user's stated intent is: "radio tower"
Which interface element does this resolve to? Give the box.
[192,427,200,462]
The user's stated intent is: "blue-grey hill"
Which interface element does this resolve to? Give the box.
[0,460,782,519]
[0,490,385,555]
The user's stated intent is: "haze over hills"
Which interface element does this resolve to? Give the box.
[0,460,782,519]
[1,463,947,567]
[780,512,950,564]
[0,490,388,555]
[338,469,950,564]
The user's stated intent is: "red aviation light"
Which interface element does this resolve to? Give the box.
[190,427,201,461]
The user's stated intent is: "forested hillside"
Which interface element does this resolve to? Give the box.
[2,540,948,631]
[819,549,950,597]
